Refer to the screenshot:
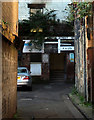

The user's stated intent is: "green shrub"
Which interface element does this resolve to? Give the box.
[71,87,78,95]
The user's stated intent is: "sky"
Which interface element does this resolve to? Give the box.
[19,0,72,21]
[19,0,72,3]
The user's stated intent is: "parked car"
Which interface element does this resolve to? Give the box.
[17,67,32,90]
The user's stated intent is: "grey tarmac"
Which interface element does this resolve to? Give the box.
[17,81,86,120]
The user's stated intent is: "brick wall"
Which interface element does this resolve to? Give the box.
[2,38,18,118]
[20,53,31,70]
[0,34,2,120]
[19,53,50,81]
[42,54,49,81]
[87,48,94,103]
[92,2,94,103]
[87,2,94,103]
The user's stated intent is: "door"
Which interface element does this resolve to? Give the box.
[50,53,65,71]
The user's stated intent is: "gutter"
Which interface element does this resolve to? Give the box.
[68,95,93,120]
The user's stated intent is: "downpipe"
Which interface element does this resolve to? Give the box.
[84,17,87,101]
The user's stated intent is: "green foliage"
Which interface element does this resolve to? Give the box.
[19,9,57,49]
[71,87,92,107]
[71,86,78,95]
[84,101,92,107]
[79,95,85,104]
[2,20,8,24]
[29,9,56,30]
[14,113,18,119]
[71,87,85,104]
[65,2,92,22]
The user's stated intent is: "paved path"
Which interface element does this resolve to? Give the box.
[17,81,86,119]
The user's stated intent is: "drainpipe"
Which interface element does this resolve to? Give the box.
[58,38,60,54]
[84,16,87,100]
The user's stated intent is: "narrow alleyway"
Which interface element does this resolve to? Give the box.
[17,81,86,120]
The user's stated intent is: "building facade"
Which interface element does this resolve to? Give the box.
[19,37,74,83]
[0,1,18,119]
[18,0,74,83]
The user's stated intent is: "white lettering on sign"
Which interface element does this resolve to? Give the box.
[60,46,74,51]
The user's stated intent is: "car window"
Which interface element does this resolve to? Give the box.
[18,69,27,73]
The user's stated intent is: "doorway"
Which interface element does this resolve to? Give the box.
[50,53,66,81]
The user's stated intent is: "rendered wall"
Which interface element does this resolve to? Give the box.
[0,1,18,118]
[2,2,18,37]
[2,39,18,118]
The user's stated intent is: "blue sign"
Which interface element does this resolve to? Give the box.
[70,53,74,62]
[24,43,32,46]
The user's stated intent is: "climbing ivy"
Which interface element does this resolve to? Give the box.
[66,2,92,22]
[2,20,8,25]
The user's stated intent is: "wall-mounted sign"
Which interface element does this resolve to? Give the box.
[60,46,74,51]
[23,40,44,53]
[70,53,74,62]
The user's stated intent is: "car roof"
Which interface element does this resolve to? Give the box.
[18,67,28,69]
